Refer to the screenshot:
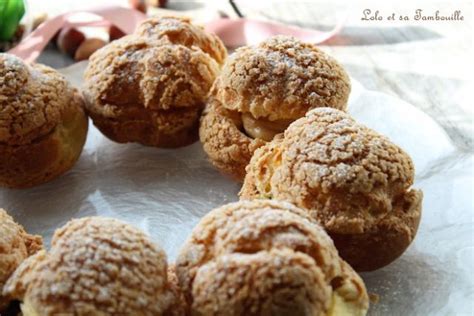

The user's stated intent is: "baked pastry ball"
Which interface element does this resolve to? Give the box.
[0,53,88,188]
[0,208,43,311]
[240,108,423,271]
[200,35,350,180]
[176,200,369,316]
[3,217,178,315]
[83,17,226,148]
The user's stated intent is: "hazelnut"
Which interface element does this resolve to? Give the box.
[56,27,85,57]
[74,38,107,61]
[128,0,147,13]
[109,25,125,41]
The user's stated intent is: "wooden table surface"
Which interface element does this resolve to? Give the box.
[35,0,472,150]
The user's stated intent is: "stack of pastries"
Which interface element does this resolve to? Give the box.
[0,15,424,316]
[200,36,350,180]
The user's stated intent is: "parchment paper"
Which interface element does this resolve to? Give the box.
[0,62,472,315]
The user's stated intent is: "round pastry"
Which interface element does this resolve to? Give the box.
[240,108,423,271]
[200,35,350,180]
[176,200,369,315]
[3,217,178,315]
[83,17,225,148]
[0,208,43,311]
[0,53,88,188]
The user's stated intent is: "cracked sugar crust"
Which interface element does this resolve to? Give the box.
[3,217,175,316]
[0,53,88,188]
[212,36,350,121]
[199,97,266,180]
[0,53,82,145]
[192,249,331,316]
[240,107,423,271]
[83,35,220,147]
[84,35,219,112]
[241,107,417,233]
[176,200,368,315]
[0,209,43,310]
[200,36,350,179]
[136,16,227,66]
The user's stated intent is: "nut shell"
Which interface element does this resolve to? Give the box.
[0,208,43,311]
[3,217,177,315]
[176,200,369,315]
[56,27,86,57]
[0,53,88,188]
[74,38,107,61]
[240,107,423,271]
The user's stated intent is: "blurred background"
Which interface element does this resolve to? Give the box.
[5,0,469,151]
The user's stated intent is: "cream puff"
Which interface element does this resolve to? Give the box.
[0,53,88,188]
[3,217,179,315]
[200,36,350,180]
[83,17,226,148]
[0,208,42,311]
[176,200,369,315]
[240,108,423,271]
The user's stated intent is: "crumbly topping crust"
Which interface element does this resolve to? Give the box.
[136,16,227,65]
[4,217,174,315]
[212,36,350,121]
[176,200,368,315]
[0,208,43,309]
[241,107,418,234]
[0,54,82,145]
[83,23,222,141]
[199,98,266,180]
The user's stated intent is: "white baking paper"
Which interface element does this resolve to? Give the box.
[0,63,472,315]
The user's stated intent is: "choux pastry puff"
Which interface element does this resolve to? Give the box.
[240,108,423,271]
[200,36,350,180]
[83,16,226,148]
[176,200,369,315]
[0,53,88,188]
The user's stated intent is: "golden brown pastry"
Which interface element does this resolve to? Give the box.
[3,217,179,316]
[0,208,43,311]
[200,36,350,180]
[0,53,88,188]
[176,200,369,315]
[240,108,423,271]
[83,16,226,148]
[167,265,187,316]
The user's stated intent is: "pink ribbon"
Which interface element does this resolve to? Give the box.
[9,6,147,62]
[9,5,344,62]
[205,18,344,48]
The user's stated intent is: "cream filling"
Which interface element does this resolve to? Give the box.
[55,107,88,163]
[241,113,292,141]
[327,292,367,316]
[21,299,40,316]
